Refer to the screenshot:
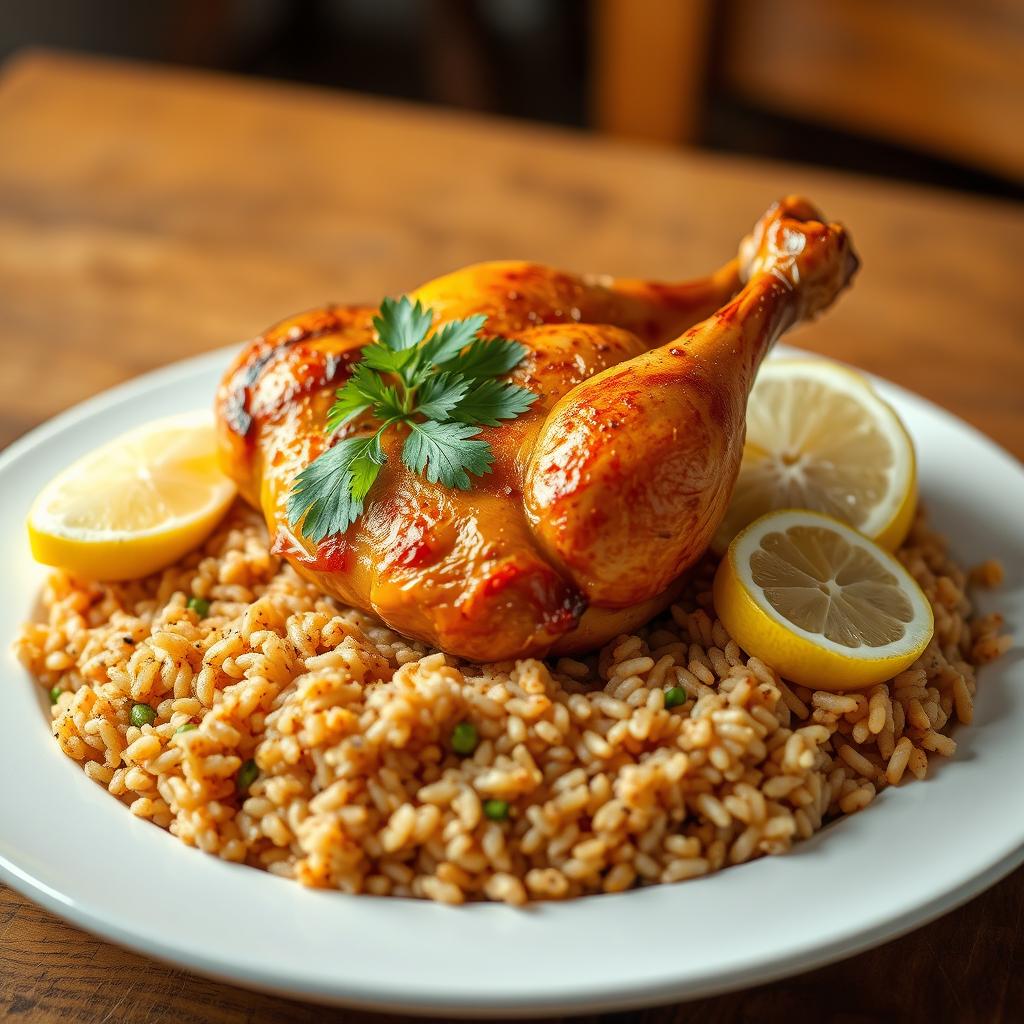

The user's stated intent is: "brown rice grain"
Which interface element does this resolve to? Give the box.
[14,502,1006,905]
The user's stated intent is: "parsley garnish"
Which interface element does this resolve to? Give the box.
[287,297,536,542]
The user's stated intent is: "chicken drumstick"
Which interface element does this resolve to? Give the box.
[216,197,857,661]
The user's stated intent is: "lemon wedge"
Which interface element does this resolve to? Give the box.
[27,412,236,581]
[715,359,917,553]
[714,510,934,691]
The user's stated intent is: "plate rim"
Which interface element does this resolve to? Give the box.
[1,342,1022,1017]
[3,841,1022,1017]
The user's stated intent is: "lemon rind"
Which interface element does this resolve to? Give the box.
[714,508,935,691]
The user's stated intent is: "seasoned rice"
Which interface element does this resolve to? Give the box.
[15,504,1010,904]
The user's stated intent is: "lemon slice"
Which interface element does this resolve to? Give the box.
[714,359,916,553]
[714,509,934,691]
[27,412,236,581]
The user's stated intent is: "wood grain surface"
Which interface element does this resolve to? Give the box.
[723,0,1024,181]
[1,51,1022,1024]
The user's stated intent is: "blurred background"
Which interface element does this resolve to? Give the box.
[2,0,1021,200]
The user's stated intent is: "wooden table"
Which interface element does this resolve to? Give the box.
[1,51,1022,1024]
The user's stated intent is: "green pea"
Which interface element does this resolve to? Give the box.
[175,723,198,734]
[237,758,259,794]
[187,596,211,618]
[664,686,687,709]
[130,703,157,728]
[483,799,509,821]
[48,686,62,705]
[451,721,478,756]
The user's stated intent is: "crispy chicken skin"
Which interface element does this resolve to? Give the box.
[216,197,858,661]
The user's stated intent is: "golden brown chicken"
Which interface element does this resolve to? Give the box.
[216,196,858,661]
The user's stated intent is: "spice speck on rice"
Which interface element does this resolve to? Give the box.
[15,503,1010,904]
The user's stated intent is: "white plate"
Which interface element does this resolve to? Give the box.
[1,345,1021,1018]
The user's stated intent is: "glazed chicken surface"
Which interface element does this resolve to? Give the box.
[216,196,858,661]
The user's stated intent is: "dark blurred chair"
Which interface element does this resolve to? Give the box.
[592,0,1024,184]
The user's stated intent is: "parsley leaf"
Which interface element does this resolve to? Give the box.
[402,420,493,489]
[415,371,471,420]
[373,297,433,352]
[348,431,385,501]
[326,363,402,431]
[419,313,487,366]
[286,433,385,542]
[449,377,537,426]
[361,341,416,375]
[444,336,528,379]
[402,313,489,386]
[287,298,536,541]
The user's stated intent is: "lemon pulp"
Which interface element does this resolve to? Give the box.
[714,509,934,691]
[27,412,236,581]
[716,359,917,552]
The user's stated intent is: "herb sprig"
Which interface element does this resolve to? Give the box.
[287,297,536,542]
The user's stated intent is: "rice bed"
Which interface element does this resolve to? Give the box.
[16,504,1009,904]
